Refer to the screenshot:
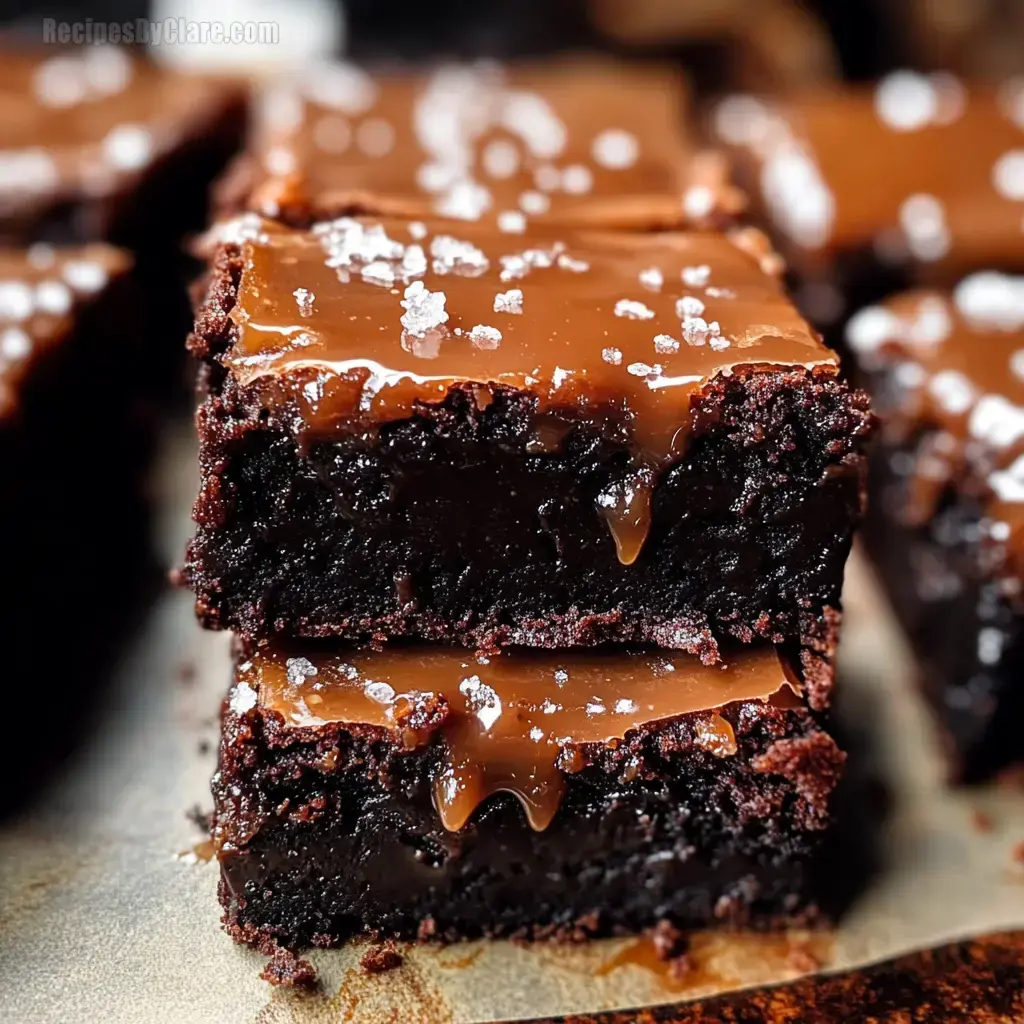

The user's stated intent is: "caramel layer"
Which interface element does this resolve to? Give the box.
[244,57,742,230]
[223,215,833,562]
[245,645,799,833]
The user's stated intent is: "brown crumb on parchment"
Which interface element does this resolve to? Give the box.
[360,942,404,974]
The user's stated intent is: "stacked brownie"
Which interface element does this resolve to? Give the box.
[185,58,873,954]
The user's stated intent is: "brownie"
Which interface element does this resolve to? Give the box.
[845,272,1024,780]
[182,215,872,681]
[0,244,156,809]
[0,47,246,255]
[213,55,744,233]
[710,77,1024,328]
[212,642,845,951]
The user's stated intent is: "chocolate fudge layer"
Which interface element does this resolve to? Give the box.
[0,244,156,808]
[846,273,1024,779]
[0,47,245,251]
[215,56,743,232]
[184,216,871,677]
[712,77,1024,323]
[213,643,845,950]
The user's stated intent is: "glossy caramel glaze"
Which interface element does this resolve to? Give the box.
[233,56,744,231]
[246,644,797,833]
[220,215,833,562]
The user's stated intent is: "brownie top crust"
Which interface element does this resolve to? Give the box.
[0,243,131,418]
[222,56,744,231]
[846,271,1024,576]
[209,215,835,563]
[0,47,241,224]
[712,74,1024,274]
[236,643,799,833]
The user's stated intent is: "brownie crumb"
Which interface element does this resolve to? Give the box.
[185,804,212,834]
[260,946,317,988]
[972,809,994,833]
[360,943,404,974]
[1011,841,1024,865]
[650,919,688,962]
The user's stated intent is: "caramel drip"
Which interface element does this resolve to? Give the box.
[225,216,833,563]
[597,463,654,566]
[249,645,799,833]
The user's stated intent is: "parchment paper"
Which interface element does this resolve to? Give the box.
[3,421,1024,1024]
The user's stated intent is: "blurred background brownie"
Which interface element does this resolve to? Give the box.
[710,77,1024,331]
[0,243,157,810]
[216,56,744,233]
[0,47,245,253]
[846,272,1024,780]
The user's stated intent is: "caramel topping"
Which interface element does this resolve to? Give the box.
[0,49,237,218]
[715,79,1024,273]
[223,215,832,562]
[846,272,1024,577]
[244,645,799,833]
[0,244,130,418]
[244,57,743,230]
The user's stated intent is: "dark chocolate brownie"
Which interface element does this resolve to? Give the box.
[709,78,1024,329]
[182,216,872,677]
[212,642,845,951]
[0,47,246,254]
[214,55,744,233]
[0,244,157,810]
[846,273,1024,780]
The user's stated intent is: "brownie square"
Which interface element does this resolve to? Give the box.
[846,272,1024,780]
[0,47,246,256]
[183,215,871,690]
[0,244,156,806]
[214,56,743,232]
[711,79,1024,326]
[212,642,845,950]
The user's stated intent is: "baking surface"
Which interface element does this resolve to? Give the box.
[3,421,1024,1024]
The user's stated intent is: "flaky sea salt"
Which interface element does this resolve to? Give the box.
[518,190,550,216]
[654,334,679,354]
[430,235,489,276]
[639,267,663,291]
[229,682,259,715]
[497,210,527,233]
[615,299,655,320]
[675,295,705,319]
[561,164,593,195]
[400,280,449,336]
[468,324,502,349]
[556,253,589,273]
[102,123,154,171]
[285,657,318,685]
[591,128,638,170]
[493,289,523,314]
[0,326,31,361]
[602,347,623,365]
[681,264,711,287]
